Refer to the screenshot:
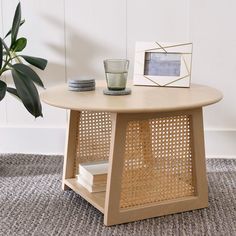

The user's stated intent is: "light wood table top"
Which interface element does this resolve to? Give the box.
[40,81,223,113]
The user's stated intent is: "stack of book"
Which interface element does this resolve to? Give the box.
[76,161,108,193]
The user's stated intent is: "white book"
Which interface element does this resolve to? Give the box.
[78,161,108,185]
[77,176,106,193]
[76,174,106,186]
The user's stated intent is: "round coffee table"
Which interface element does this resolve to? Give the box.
[41,81,222,226]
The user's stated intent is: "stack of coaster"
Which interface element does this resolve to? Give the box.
[68,78,95,92]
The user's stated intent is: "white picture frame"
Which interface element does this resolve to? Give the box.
[133,42,193,88]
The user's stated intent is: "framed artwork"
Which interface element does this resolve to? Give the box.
[133,42,193,88]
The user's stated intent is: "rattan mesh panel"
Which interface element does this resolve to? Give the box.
[120,115,195,209]
[75,111,112,174]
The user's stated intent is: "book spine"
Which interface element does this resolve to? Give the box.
[78,168,94,185]
[77,176,106,193]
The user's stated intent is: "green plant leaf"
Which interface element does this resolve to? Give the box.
[11,37,27,52]
[0,38,3,69]
[0,80,7,101]
[20,55,47,70]
[12,63,45,88]
[1,38,11,57]
[7,87,21,103]
[5,19,25,39]
[7,87,20,99]
[11,68,43,118]
[11,2,21,47]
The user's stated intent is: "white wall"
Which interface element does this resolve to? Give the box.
[0,0,234,156]
[189,0,236,157]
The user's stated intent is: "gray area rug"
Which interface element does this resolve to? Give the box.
[0,154,235,236]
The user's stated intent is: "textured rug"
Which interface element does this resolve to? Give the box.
[0,154,235,236]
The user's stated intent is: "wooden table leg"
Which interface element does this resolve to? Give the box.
[62,110,80,190]
[190,108,208,206]
[104,113,128,226]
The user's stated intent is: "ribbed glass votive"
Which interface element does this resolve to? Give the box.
[104,59,129,91]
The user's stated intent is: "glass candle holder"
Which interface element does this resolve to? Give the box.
[104,59,129,91]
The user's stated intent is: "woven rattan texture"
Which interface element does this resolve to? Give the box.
[120,115,195,209]
[76,111,112,174]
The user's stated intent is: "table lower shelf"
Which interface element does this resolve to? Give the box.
[64,178,106,213]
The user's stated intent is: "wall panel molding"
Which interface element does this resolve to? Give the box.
[64,0,126,80]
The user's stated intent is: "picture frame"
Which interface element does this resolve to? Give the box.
[133,42,193,88]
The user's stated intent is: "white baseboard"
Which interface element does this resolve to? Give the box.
[205,130,236,158]
[0,126,66,155]
[206,155,236,159]
[0,127,235,158]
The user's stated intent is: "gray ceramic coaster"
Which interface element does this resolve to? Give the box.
[103,88,131,96]
[68,82,95,88]
[69,87,95,92]
[69,78,95,84]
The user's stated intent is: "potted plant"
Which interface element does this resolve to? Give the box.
[0,3,47,118]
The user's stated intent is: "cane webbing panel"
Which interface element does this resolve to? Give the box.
[75,111,112,174]
[120,115,195,209]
